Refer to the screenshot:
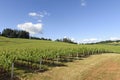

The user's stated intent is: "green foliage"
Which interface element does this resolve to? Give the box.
[31,36,52,41]
[0,36,120,79]
[1,28,29,38]
[55,38,77,44]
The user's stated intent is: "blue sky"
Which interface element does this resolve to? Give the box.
[0,0,120,43]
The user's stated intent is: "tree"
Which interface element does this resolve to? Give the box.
[18,30,29,38]
[0,32,1,36]
[55,38,77,44]
[2,28,14,38]
[2,28,29,39]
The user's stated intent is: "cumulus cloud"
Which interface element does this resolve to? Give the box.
[37,20,42,23]
[110,37,120,41]
[28,11,49,23]
[29,11,49,18]
[64,36,67,38]
[29,12,44,17]
[81,0,87,7]
[81,2,86,6]
[71,38,75,42]
[17,11,50,34]
[29,12,38,17]
[81,38,99,43]
[17,22,42,34]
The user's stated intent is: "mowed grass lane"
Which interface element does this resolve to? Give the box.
[24,53,120,80]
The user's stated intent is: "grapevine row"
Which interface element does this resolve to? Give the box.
[0,46,111,79]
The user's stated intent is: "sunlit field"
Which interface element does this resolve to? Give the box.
[0,36,120,80]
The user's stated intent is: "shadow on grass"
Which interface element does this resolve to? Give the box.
[0,73,20,80]
[14,61,67,74]
[80,55,91,58]
[43,62,67,67]
[58,57,85,63]
[13,76,21,80]
[14,55,92,75]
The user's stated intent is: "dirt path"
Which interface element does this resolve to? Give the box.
[82,54,120,80]
[22,53,120,80]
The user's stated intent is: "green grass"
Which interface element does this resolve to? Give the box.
[0,36,120,52]
[0,36,120,54]
[0,36,75,49]
[0,36,120,79]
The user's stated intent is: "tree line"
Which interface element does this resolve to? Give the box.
[30,36,52,41]
[96,40,120,44]
[0,28,52,41]
[0,28,29,38]
[0,28,77,44]
[55,38,77,44]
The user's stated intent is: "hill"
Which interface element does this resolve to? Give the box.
[95,40,120,46]
[1,36,120,53]
[0,36,120,80]
[0,36,75,49]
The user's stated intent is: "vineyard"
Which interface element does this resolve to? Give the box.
[0,37,119,80]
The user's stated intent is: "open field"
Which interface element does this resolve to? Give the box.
[1,37,120,80]
[23,53,120,80]
[1,0,120,80]
[0,36,120,53]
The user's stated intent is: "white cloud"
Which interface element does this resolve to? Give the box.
[81,0,87,7]
[71,38,75,42]
[17,22,43,34]
[17,11,49,35]
[81,38,99,43]
[29,12,37,17]
[64,36,67,38]
[29,11,49,18]
[81,37,120,43]
[29,12,42,17]
[81,2,86,6]
[37,20,42,23]
[28,11,49,23]
[110,37,120,41]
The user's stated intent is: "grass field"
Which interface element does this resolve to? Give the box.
[21,53,120,80]
[0,36,120,52]
[1,36,120,80]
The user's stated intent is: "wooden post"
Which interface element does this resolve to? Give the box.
[11,63,14,80]
[92,50,93,55]
[83,49,85,57]
[77,53,79,59]
[57,53,59,62]
[39,58,42,70]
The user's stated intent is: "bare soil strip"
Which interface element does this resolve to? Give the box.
[21,53,120,80]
